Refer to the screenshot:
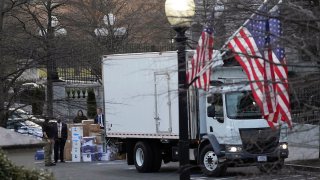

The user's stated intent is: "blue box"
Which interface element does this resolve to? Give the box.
[81,145,96,153]
[95,153,102,161]
[34,150,44,160]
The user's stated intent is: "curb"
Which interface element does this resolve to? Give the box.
[285,163,320,172]
[1,143,45,151]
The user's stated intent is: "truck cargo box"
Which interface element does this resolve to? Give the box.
[102,52,179,139]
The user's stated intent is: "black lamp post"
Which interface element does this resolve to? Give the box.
[165,0,195,179]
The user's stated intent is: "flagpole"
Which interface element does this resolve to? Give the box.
[190,0,270,85]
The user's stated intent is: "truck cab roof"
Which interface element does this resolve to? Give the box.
[209,83,251,94]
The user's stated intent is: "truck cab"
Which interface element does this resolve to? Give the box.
[195,67,289,176]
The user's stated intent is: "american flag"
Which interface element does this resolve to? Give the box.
[267,5,292,127]
[227,4,292,128]
[187,27,214,91]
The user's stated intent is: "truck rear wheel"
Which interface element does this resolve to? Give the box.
[134,141,153,173]
[200,144,226,177]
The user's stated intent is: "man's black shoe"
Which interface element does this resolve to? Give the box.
[45,163,56,166]
[60,160,66,163]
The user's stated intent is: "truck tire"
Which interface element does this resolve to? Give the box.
[151,143,162,172]
[258,159,284,173]
[199,144,227,177]
[134,141,153,173]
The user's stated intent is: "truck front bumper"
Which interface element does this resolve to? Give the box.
[222,146,288,166]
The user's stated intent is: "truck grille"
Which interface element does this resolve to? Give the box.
[239,128,280,154]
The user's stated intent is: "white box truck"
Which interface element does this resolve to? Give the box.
[102,51,289,176]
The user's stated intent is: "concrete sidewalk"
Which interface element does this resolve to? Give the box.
[0,127,44,149]
[285,123,320,172]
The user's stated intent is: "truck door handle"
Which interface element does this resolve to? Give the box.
[210,126,213,132]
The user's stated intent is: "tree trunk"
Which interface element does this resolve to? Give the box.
[0,0,7,127]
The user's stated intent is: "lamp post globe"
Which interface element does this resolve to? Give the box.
[165,0,195,179]
[165,0,195,28]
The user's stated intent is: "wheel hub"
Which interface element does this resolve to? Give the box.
[135,148,144,167]
[204,151,218,171]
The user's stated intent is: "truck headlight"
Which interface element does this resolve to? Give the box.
[280,143,288,150]
[226,145,242,152]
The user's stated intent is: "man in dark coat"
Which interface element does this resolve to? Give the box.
[54,116,68,163]
[94,107,105,129]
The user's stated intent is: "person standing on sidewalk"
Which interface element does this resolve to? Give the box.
[54,116,68,163]
[73,110,87,123]
[42,117,56,166]
[94,107,105,129]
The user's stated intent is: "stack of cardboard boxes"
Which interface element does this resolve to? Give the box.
[64,120,104,162]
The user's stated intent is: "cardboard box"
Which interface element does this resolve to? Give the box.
[89,132,103,145]
[64,140,72,161]
[89,132,101,137]
[83,124,90,137]
[64,149,72,161]
[95,135,103,144]
[82,119,94,124]
[67,124,72,140]
[89,124,101,133]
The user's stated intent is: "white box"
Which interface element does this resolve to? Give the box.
[72,152,81,162]
[82,136,95,146]
[72,127,83,141]
[97,145,103,153]
[72,140,81,147]
[82,153,92,162]
[101,153,109,161]
[72,146,80,153]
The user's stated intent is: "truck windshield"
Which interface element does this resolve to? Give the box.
[226,91,262,119]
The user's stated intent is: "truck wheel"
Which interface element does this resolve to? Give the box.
[151,143,162,172]
[200,144,226,177]
[258,159,284,173]
[134,141,153,173]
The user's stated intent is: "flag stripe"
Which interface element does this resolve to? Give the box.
[188,28,214,91]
